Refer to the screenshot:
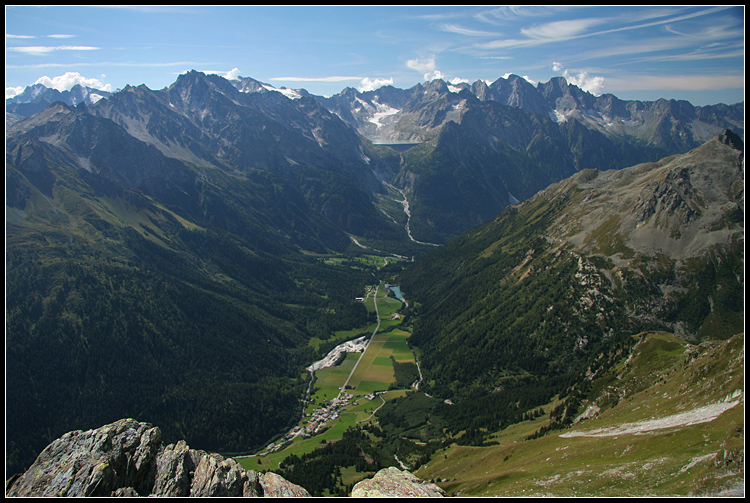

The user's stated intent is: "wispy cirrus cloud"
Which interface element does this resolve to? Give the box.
[7,61,217,77]
[7,45,99,56]
[6,33,76,39]
[605,74,744,92]
[474,6,561,25]
[475,6,736,51]
[440,24,498,37]
[625,46,744,65]
[521,18,604,40]
[269,76,363,82]
[479,55,513,60]
[564,22,745,65]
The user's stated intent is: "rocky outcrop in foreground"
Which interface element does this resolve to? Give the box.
[5,419,309,497]
[351,466,448,497]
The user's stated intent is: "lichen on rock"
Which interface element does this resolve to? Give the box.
[351,466,448,497]
[5,418,309,497]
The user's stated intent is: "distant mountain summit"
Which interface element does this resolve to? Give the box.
[316,74,743,148]
[6,83,111,126]
[5,72,745,245]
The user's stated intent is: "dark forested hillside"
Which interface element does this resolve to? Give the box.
[4,93,384,475]
[399,131,744,442]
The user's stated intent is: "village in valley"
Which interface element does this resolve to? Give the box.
[254,278,417,458]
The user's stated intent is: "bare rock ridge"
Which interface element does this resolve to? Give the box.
[5,418,444,497]
[351,466,448,497]
[4,418,310,497]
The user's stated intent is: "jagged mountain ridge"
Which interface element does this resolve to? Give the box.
[6,83,111,127]
[312,74,743,243]
[7,71,400,240]
[7,72,743,243]
[318,74,743,148]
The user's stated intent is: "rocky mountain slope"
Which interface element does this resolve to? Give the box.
[398,130,743,435]
[315,74,743,243]
[5,418,310,497]
[9,72,743,244]
[5,418,446,497]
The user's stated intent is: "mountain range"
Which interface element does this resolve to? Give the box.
[318,75,743,242]
[7,72,743,244]
[5,70,744,484]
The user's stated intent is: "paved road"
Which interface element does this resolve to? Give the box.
[336,282,382,400]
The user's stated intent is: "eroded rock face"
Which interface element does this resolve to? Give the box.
[260,472,313,497]
[350,466,448,497]
[189,452,260,497]
[5,418,161,497]
[5,418,309,497]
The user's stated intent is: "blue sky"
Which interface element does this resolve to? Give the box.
[5,5,745,106]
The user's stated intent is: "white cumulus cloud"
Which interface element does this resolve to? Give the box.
[6,86,25,99]
[358,77,394,92]
[406,57,436,74]
[501,73,537,85]
[34,72,112,93]
[552,62,605,96]
[224,67,242,80]
[424,70,446,82]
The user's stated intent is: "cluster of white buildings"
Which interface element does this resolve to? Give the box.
[266,393,357,453]
[306,336,368,372]
[302,393,354,435]
[364,390,387,401]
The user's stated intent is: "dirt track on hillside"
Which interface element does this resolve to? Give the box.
[560,390,743,438]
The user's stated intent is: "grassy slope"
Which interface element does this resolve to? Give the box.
[416,332,744,497]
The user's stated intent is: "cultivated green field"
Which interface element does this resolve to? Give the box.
[238,389,409,473]
[345,331,415,395]
[237,282,417,474]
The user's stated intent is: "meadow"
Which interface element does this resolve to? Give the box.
[237,280,415,473]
